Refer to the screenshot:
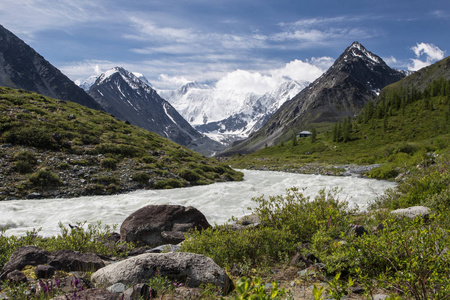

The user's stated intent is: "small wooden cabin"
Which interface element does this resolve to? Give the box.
[296,131,311,139]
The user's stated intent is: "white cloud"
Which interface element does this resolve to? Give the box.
[157,74,190,89]
[382,56,398,66]
[408,42,445,71]
[215,70,278,94]
[213,57,332,95]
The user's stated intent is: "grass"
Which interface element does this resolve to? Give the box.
[0,87,243,199]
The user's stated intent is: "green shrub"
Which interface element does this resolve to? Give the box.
[154,179,185,189]
[348,215,450,299]
[177,168,201,182]
[13,150,37,174]
[27,168,62,187]
[368,164,399,180]
[181,225,296,269]
[141,155,157,164]
[253,187,354,242]
[131,172,151,184]
[95,143,142,157]
[100,158,117,170]
[229,277,292,300]
[95,175,119,185]
[3,127,59,150]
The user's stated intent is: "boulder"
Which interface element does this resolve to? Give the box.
[121,283,152,300]
[6,270,27,283]
[0,246,50,280]
[120,205,211,247]
[48,250,105,272]
[391,206,431,220]
[91,252,233,295]
[35,265,56,279]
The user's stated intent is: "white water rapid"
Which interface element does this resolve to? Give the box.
[0,170,397,237]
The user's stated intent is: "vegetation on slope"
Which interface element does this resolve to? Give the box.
[0,87,243,200]
[228,78,449,181]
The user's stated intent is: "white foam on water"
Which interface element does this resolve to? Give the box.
[0,170,396,237]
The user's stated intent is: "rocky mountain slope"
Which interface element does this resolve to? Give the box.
[87,67,225,156]
[161,80,307,146]
[0,87,242,200]
[0,25,102,111]
[221,42,406,155]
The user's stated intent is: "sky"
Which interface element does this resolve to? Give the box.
[0,0,448,93]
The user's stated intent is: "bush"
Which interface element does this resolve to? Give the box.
[253,187,354,242]
[177,168,201,182]
[154,179,185,189]
[100,158,117,170]
[27,168,62,187]
[13,150,37,173]
[348,215,450,299]
[181,225,296,269]
[3,127,59,150]
[131,172,151,184]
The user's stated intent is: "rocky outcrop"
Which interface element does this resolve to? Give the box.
[0,246,105,280]
[91,252,233,295]
[120,205,211,247]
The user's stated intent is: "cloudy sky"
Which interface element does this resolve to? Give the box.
[0,0,448,92]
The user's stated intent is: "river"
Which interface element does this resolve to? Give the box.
[0,169,397,237]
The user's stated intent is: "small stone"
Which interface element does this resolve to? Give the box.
[107,282,127,293]
[27,192,42,199]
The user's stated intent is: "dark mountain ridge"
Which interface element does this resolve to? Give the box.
[220,42,406,155]
[0,24,102,111]
[88,67,225,156]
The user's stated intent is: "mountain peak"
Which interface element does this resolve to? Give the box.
[343,41,381,65]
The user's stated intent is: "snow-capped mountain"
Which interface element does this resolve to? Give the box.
[221,41,406,155]
[86,67,224,156]
[160,79,307,145]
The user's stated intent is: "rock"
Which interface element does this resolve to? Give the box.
[91,252,233,295]
[127,247,151,256]
[391,206,431,220]
[48,250,105,272]
[120,205,211,247]
[0,246,50,280]
[174,287,202,299]
[351,286,365,294]
[122,283,152,300]
[51,288,120,300]
[236,214,260,226]
[26,192,42,199]
[349,224,368,237]
[6,270,27,283]
[374,294,389,300]
[34,265,56,279]
[298,263,326,277]
[107,282,127,293]
[147,244,181,253]
[160,231,185,244]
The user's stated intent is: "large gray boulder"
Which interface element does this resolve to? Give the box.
[120,205,211,247]
[91,252,233,295]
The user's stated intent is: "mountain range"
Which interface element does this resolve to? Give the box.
[159,80,307,145]
[0,23,417,158]
[0,24,222,156]
[86,67,224,156]
[220,42,407,155]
